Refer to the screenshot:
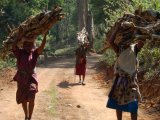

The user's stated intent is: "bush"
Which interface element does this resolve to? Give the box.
[138,44,160,80]
[54,46,76,56]
[100,49,116,66]
[0,58,16,69]
[93,37,104,52]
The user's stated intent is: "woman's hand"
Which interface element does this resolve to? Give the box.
[37,31,49,54]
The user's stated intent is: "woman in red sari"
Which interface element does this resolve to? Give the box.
[75,45,87,85]
[12,31,48,120]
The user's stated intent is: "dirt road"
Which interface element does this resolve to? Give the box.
[0,55,158,120]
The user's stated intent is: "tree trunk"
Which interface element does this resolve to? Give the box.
[76,0,94,49]
[86,11,94,48]
[55,24,60,42]
[77,0,88,31]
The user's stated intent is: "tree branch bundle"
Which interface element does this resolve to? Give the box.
[0,6,64,58]
[77,27,89,45]
[103,8,160,52]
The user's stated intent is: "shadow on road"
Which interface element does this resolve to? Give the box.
[57,80,81,88]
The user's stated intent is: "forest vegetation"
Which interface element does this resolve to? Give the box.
[0,0,159,81]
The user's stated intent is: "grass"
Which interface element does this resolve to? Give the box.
[54,46,76,56]
[47,80,58,117]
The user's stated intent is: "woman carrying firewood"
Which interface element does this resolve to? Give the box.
[12,29,48,120]
[106,21,144,120]
[75,44,88,85]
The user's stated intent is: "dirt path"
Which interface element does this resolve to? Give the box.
[0,55,158,120]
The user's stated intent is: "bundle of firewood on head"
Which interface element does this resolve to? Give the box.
[0,6,64,59]
[101,7,160,53]
[77,27,90,48]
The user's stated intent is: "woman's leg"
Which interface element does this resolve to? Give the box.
[82,74,85,85]
[22,100,28,119]
[28,96,35,119]
[131,113,137,120]
[79,75,81,83]
[116,110,122,120]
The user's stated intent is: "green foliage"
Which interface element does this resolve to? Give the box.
[100,49,116,66]
[89,0,106,25]
[132,0,160,10]
[0,58,16,69]
[139,43,160,80]
[103,0,134,31]
[89,0,106,51]
[93,36,104,51]
[55,46,76,56]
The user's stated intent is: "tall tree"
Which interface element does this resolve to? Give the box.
[77,0,94,48]
[77,0,88,31]
[86,11,94,48]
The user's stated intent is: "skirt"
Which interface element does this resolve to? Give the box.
[16,81,38,104]
[75,62,86,75]
[106,98,138,114]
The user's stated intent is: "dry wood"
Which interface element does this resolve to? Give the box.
[77,27,89,46]
[102,8,160,53]
[0,6,64,58]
